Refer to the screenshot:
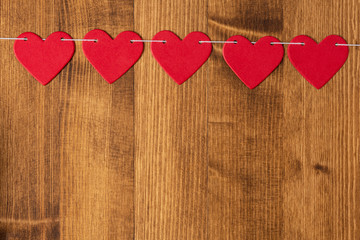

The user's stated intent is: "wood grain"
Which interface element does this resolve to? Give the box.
[0,0,135,239]
[134,0,208,239]
[207,0,285,239]
[0,0,359,239]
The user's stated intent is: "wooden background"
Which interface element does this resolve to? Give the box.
[0,0,359,239]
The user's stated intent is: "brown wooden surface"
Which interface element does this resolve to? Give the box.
[0,0,359,239]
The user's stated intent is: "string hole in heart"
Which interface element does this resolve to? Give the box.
[23,37,28,41]
[234,40,237,44]
[130,40,133,44]
[162,40,166,44]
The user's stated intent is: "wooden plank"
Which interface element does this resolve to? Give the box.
[207,0,360,239]
[54,0,135,239]
[282,1,360,239]
[0,0,135,239]
[134,0,208,239]
[0,1,61,239]
[1,0,359,239]
[207,0,285,238]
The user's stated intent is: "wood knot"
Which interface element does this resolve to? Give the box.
[313,163,330,174]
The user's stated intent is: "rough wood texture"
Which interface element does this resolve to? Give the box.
[0,0,360,239]
[0,0,134,239]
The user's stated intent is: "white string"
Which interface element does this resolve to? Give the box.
[0,38,310,46]
[130,39,166,43]
[129,40,306,45]
[0,37,98,42]
[61,38,97,42]
[0,37,359,46]
[199,40,236,44]
[199,41,305,45]
[0,37,27,40]
[335,43,360,46]
[271,42,305,45]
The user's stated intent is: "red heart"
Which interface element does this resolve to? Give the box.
[288,35,349,89]
[151,31,212,85]
[14,32,75,85]
[223,36,284,89]
[82,29,143,84]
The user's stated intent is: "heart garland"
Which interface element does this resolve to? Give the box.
[82,29,143,84]
[14,31,75,86]
[151,30,212,85]
[288,35,349,89]
[13,30,349,89]
[223,36,284,89]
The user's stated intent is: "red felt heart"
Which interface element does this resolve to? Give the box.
[223,36,284,89]
[14,32,75,85]
[151,31,212,85]
[288,35,349,89]
[82,29,143,84]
